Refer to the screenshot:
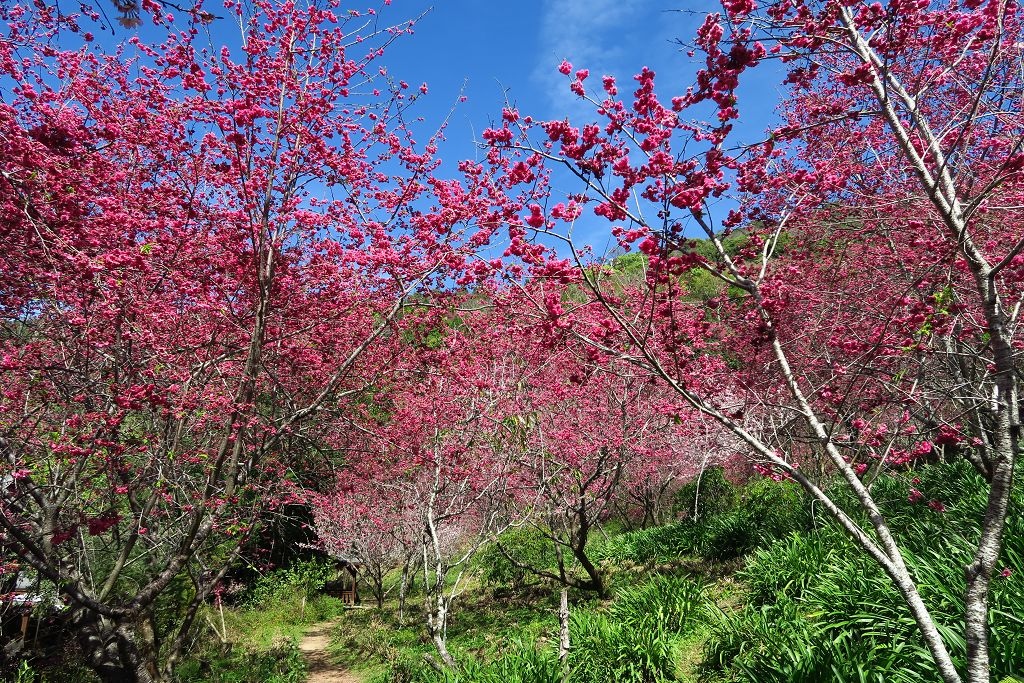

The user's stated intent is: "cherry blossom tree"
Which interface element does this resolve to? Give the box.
[311,473,420,609]
[483,0,1023,680]
[319,307,527,667]
[614,408,743,528]
[0,2,509,680]
[495,319,684,596]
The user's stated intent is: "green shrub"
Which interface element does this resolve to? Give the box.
[588,522,697,565]
[593,477,810,565]
[702,598,819,681]
[690,477,809,561]
[673,466,737,520]
[740,478,811,541]
[478,527,558,588]
[243,558,337,606]
[696,511,754,561]
[611,574,708,635]
[174,638,306,683]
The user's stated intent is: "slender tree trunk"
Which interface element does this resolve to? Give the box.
[423,575,456,668]
[964,399,1017,683]
[398,558,411,624]
[422,513,456,668]
[692,452,712,521]
[425,593,454,671]
[558,587,570,683]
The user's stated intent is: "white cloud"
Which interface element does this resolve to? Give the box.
[533,0,671,118]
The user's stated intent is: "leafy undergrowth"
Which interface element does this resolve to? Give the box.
[174,639,307,683]
[326,462,1024,683]
[327,584,569,682]
[702,461,1024,683]
[327,573,723,683]
[175,560,346,683]
[8,649,100,683]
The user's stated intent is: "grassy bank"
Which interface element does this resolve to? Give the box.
[322,461,1024,683]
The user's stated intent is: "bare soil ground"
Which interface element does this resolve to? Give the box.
[299,623,361,683]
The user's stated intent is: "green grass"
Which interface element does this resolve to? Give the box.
[159,460,1024,683]
[701,460,1024,682]
[173,563,348,682]
[327,584,562,675]
[364,462,1024,683]
[217,593,346,650]
[327,564,732,683]
[173,639,307,683]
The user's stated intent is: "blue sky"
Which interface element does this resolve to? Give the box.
[378,1,783,162]
[89,0,786,179]
[89,0,786,254]
[371,1,786,254]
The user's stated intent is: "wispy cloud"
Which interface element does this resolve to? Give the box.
[529,2,716,255]
[533,0,674,118]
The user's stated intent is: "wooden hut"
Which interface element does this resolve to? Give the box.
[322,552,361,605]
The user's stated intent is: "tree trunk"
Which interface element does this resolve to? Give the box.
[572,546,607,598]
[431,631,457,668]
[691,452,712,521]
[571,518,606,597]
[558,587,570,683]
[963,404,1017,683]
[73,610,165,683]
[425,589,456,668]
[398,559,411,624]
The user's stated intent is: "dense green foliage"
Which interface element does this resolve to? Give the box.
[672,468,737,521]
[175,640,307,683]
[242,559,340,607]
[590,475,810,566]
[703,461,1024,682]
[478,528,560,589]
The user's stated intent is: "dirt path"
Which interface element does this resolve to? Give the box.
[299,622,361,683]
